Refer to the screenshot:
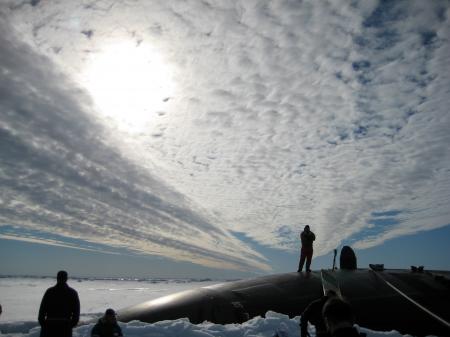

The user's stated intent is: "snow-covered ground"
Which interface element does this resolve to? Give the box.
[0,277,409,337]
[0,276,220,322]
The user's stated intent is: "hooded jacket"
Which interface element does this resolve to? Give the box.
[91,317,123,337]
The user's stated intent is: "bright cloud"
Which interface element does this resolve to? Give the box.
[1,0,449,271]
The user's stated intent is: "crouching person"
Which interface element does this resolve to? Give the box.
[322,298,365,337]
[91,309,123,337]
[300,290,337,337]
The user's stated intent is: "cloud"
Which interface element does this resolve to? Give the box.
[1,0,450,268]
[0,18,269,272]
[0,234,102,253]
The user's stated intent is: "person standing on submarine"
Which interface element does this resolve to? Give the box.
[298,225,315,272]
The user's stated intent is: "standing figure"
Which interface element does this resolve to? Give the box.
[38,271,80,337]
[298,225,316,272]
[91,308,123,337]
[300,290,337,337]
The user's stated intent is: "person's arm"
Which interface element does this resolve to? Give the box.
[300,305,310,337]
[117,324,123,337]
[71,291,80,327]
[38,291,48,326]
[91,323,100,337]
[311,232,315,241]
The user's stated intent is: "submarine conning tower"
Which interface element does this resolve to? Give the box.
[340,245,357,270]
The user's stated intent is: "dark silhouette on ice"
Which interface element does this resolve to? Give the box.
[91,308,123,337]
[322,297,364,337]
[38,271,80,337]
[300,289,337,337]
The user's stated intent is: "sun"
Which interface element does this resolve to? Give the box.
[81,41,175,132]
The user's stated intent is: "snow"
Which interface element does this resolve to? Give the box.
[0,277,411,337]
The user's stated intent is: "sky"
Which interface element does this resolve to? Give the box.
[0,0,449,278]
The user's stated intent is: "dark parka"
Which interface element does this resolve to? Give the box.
[300,296,330,337]
[91,318,123,337]
[300,231,316,249]
[38,283,80,337]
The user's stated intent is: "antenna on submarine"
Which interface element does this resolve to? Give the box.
[332,249,337,270]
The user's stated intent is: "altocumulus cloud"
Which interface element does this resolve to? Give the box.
[0,18,269,272]
[1,0,450,265]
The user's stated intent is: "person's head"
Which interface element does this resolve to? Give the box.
[56,270,68,285]
[104,308,117,323]
[325,289,337,298]
[322,298,354,333]
[304,225,310,233]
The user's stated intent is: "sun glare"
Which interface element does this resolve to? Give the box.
[82,41,175,132]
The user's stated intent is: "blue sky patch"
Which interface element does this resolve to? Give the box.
[352,60,371,71]
[0,224,121,254]
[346,210,403,245]
[421,31,437,46]
[372,210,403,217]
[363,0,405,28]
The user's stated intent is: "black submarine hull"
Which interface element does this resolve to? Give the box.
[117,269,450,336]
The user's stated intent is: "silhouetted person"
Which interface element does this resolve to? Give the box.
[300,290,337,337]
[322,298,364,337]
[0,303,2,317]
[91,308,123,337]
[298,225,316,272]
[38,271,80,337]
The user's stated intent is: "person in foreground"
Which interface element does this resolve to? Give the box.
[298,225,316,272]
[322,298,365,337]
[38,270,80,337]
[300,290,337,337]
[91,308,123,337]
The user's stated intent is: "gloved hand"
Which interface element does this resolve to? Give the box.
[300,322,312,337]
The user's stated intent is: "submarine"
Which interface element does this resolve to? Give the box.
[117,247,450,336]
